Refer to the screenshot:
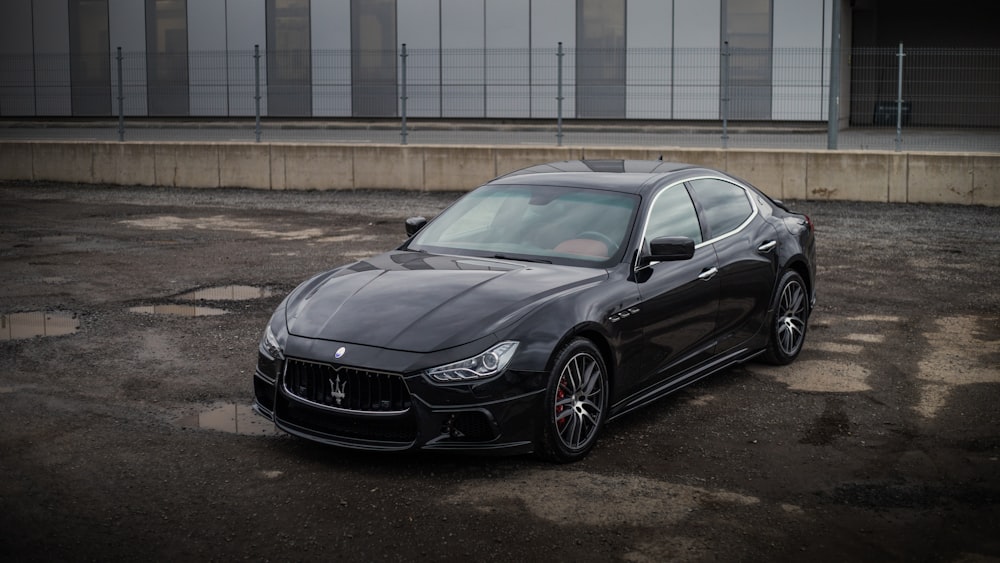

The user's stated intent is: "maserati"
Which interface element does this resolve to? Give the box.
[254,160,816,462]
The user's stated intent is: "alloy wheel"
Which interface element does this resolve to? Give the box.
[553,352,606,451]
[775,279,807,357]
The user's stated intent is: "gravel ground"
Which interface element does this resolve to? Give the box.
[1,182,998,562]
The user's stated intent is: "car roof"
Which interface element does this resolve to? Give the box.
[489,160,715,194]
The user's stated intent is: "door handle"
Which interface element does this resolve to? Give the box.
[757,240,777,253]
[698,267,718,281]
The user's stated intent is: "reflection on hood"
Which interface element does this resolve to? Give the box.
[285,251,604,352]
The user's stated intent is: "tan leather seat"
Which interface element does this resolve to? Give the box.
[553,238,609,257]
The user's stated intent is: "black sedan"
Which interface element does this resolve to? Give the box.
[254,160,816,462]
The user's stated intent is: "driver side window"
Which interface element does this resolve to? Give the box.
[646,185,702,243]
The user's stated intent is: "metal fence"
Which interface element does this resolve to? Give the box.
[2,45,998,153]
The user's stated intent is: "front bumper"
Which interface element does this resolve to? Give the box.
[253,358,547,456]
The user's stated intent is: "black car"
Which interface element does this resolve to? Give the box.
[254,160,816,462]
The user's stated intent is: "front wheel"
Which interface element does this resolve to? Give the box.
[763,270,809,365]
[539,338,608,463]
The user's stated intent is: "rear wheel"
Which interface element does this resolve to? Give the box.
[539,338,608,463]
[763,270,809,365]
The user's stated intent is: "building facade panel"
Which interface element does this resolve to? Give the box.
[109,0,148,116]
[577,0,625,119]
[485,0,530,118]
[772,0,828,121]
[822,0,833,121]
[441,0,485,117]
[673,0,720,119]
[626,0,673,120]
[0,0,35,116]
[351,0,396,117]
[69,0,112,116]
[188,0,228,116]
[266,0,311,116]
[531,0,575,118]
[33,0,72,115]
[722,0,772,120]
[311,0,351,117]
[145,0,190,116]
[398,0,440,117]
[226,0,268,116]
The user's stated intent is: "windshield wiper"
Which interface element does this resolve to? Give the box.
[491,254,552,264]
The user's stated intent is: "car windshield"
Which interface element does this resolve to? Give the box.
[406,184,639,266]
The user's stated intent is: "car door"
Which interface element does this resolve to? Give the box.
[624,183,720,399]
[687,178,780,355]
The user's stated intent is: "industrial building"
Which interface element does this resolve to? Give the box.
[0,1,996,128]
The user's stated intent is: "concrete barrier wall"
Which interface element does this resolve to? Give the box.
[2,141,997,206]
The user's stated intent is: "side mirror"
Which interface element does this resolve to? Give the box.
[640,236,695,266]
[405,216,427,237]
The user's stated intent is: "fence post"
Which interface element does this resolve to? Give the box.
[895,42,905,152]
[827,0,841,149]
[116,47,124,142]
[254,44,261,143]
[556,42,564,147]
[721,41,730,149]
[482,43,488,119]
[400,43,408,145]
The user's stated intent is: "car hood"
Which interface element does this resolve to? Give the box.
[284,251,605,353]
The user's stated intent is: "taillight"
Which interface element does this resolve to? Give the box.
[803,215,814,232]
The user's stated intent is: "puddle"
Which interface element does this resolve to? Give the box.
[747,360,872,393]
[915,315,1000,418]
[445,468,759,529]
[177,402,277,436]
[177,285,275,301]
[129,305,227,317]
[129,285,274,317]
[1,311,80,341]
[121,215,323,241]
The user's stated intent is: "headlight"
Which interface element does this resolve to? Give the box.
[425,341,519,383]
[261,324,285,360]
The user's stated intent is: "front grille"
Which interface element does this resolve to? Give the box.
[283,358,411,413]
[280,399,417,443]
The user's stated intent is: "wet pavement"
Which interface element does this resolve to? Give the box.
[0,182,997,562]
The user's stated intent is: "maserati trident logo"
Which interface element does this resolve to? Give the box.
[335,346,346,359]
[329,375,347,406]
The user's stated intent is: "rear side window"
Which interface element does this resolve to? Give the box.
[688,178,753,238]
[645,184,702,243]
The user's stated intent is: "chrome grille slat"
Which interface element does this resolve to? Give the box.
[283,358,411,414]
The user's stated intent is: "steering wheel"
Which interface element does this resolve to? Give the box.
[576,231,619,254]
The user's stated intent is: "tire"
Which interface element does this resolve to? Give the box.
[763,270,810,365]
[538,338,609,463]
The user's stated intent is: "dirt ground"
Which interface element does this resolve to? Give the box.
[1,182,998,562]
